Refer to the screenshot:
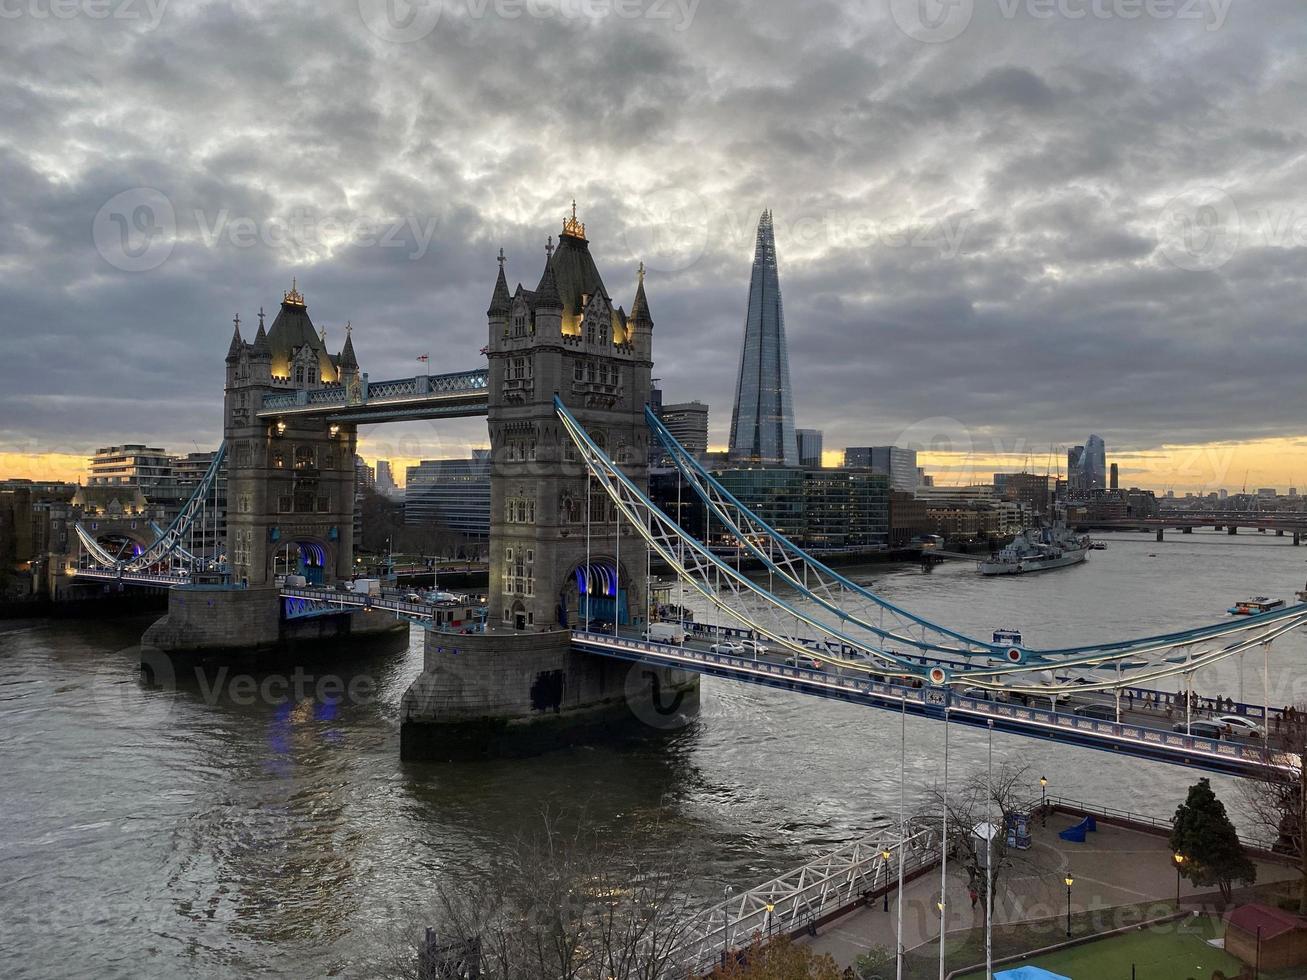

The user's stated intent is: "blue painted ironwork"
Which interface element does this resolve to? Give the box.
[75,442,227,575]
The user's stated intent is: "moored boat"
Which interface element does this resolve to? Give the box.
[1229,596,1286,616]
[978,525,1090,576]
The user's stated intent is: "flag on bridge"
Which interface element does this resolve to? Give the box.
[416,354,429,363]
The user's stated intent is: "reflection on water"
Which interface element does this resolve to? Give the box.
[2,529,1306,977]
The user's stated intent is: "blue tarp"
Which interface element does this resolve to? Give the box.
[995,968,1072,980]
[1058,815,1097,843]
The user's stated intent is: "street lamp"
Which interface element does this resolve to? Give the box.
[764,902,775,941]
[1174,853,1186,906]
[1040,776,1048,827]
[882,849,892,912]
[1064,876,1074,938]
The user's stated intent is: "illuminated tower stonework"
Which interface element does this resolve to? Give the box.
[485,206,653,632]
[222,283,359,588]
[729,209,798,466]
[401,207,698,759]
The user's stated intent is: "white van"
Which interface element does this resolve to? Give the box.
[645,622,687,645]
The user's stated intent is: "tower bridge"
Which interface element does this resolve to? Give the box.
[65,205,1307,769]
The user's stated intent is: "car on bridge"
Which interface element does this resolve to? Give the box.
[784,654,825,671]
[709,640,746,656]
[1216,715,1265,738]
[1172,720,1225,739]
[737,638,769,656]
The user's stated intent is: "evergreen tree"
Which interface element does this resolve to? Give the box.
[1170,778,1257,902]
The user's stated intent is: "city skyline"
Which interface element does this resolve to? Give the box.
[2,4,1306,492]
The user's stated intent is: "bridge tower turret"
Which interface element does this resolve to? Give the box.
[222,285,359,589]
[485,208,651,634]
[402,206,696,759]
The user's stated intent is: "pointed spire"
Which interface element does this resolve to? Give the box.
[252,315,271,359]
[631,262,652,325]
[534,240,562,310]
[339,323,358,370]
[226,314,244,361]
[487,248,512,316]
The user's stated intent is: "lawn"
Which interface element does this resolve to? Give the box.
[956,916,1244,980]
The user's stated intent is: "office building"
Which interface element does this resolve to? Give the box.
[1110,462,1119,490]
[844,446,918,493]
[88,444,173,494]
[375,460,397,496]
[712,466,888,550]
[1082,435,1107,490]
[796,428,823,468]
[994,472,1057,519]
[889,491,929,548]
[406,452,492,537]
[656,401,709,458]
[728,210,798,466]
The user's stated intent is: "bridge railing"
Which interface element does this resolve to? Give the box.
[279,586,487,632]
[1034,795,1276,854]
[259,370,489,414]
[669,828,935,977]
[571,632,1297,776]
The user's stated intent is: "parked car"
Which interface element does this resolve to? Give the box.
[784,655,824,671]
[1173,720,1224,739]
[1215,715,1265,738]
[1072,703,1115,721]
[709,641,746,656]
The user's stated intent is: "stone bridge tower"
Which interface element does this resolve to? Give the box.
[401,207,697,760]
[485,206,654,633]
[222,283,360,589]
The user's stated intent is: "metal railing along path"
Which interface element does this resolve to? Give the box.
[668,828,935,977]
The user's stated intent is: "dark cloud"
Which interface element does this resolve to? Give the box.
[0,0,1303,469]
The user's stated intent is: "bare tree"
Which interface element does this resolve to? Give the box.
[917,763,1046,925]
[1237,704,1307,912]
[419,811,699,980]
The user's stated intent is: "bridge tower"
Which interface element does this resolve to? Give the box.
[222,284,359,588]
[401,207,697,759]
[485,207,653,633]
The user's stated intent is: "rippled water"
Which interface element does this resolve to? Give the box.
[3,529,1306,978]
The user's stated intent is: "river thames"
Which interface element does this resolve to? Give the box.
[4,529,1307,978]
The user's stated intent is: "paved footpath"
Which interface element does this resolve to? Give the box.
[803,818,1298,970]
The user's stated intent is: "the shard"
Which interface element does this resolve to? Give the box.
[729,209,798,466]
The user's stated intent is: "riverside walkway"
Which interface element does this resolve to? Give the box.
[801,816,1298,972]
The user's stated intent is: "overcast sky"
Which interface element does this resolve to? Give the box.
[2,0,1304,490]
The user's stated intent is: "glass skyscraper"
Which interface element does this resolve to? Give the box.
[729,210,798,466]
[1082,434,1107,490]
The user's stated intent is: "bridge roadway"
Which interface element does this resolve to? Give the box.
[254,368,489,425]
[569,630,1295,779]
